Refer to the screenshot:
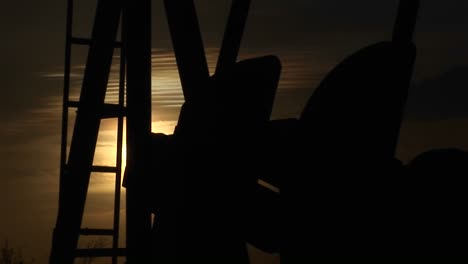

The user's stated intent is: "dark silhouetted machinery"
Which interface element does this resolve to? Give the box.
[50,0,420,263]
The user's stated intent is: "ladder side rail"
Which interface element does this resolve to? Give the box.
[51,0,74,262]
[59,0,74,211]
[112,13,127,264]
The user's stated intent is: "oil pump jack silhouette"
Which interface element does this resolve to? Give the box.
[50,0,421,263]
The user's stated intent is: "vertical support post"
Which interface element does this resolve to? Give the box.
[123,0,153,263]
[215,0,251,74]
[164,0,210,103]
[393,0,419,43]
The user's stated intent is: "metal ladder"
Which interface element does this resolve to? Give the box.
[50,0,125,263]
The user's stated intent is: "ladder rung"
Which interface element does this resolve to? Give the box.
[92,166,118,173]
[75,248,126,258]
[79,228,114,236]
[71,37,123,48]
[68,101,126,118]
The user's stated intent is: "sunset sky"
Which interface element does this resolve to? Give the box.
[1,0,468,263]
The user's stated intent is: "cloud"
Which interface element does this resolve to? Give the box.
[405,66,468,120]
